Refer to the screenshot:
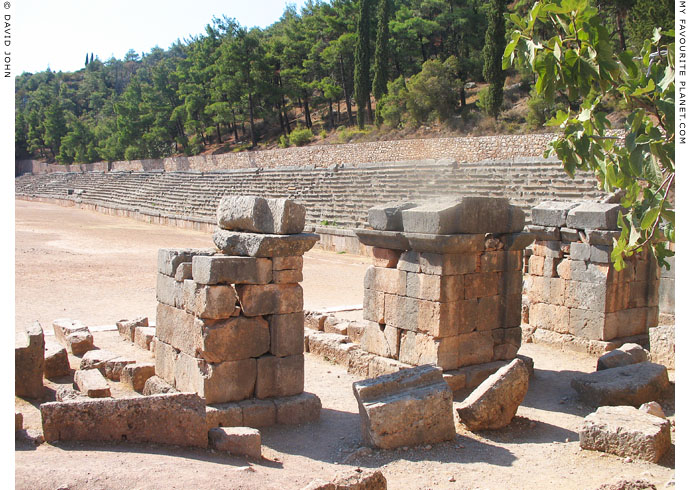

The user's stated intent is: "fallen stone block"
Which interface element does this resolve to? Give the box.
[134,326,156,350]
[255,354,304,399]
[116,317,148,342]
[15,322,45,399]
[41,393,208,447]
[191,255,272,285]
[216,195,305,235]
[571,362,669,407]
[531,201,579,227]
[80,349,119,371]
[121,363,156,392]
[104,357,137,381]
[353,364,455,449]
[143,375,178,396]
[52,319,94,356]
[307,331,361,366]
[649,325,675,369]
[56,385,87,402]
[208,426,262,459]
[566,202,622,230]
[213,229,319,257]
[597,343,649,371]
[639,401,666,419]
[43,341,70,379]
[74,368,111,398]
[368,201,417,231]
[579,405,671,462]
[235,283,303,316]
[456,358,529,430]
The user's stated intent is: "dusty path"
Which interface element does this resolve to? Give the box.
[14,200,675,490]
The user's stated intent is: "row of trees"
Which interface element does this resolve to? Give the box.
[15,0,672,164]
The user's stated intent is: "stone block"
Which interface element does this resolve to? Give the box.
[401,198,465,235]
[236,283,303,316]
[104,357,137,381]
[464,272,499,299]
[372,247,401,268]
[272,269,303,283]
[268,312,304,357]
[304,311,327,331]
[568,260,612,284]
[580,406,671,462]
[363,266,407,296]
[206,402,243,430]
[307,332,358,366]
[239,398,277,427]
[56,386,86,402]
[74,369,111,398]
[405,272,464,302]
[525,275,566,305]
[566,202,622,230]
[157,248,214,276]
[156,303,269,362]
[531,201,579,227]
[528,255,545,276]
[384,294,460,338]
[326,470,387,490]
[498,270,523,295]
[116,316,148,341]
[175,262,193,282]
[456,358,529,430]
[456,331,495,367]
[209,427,262,459]
[585,229,621,246]
[192,255,272,285]
[348,348,377,377]
[480,251,522,272]
[500,232,536,251]
[41,393,208,447]
[527,224,561,241]
[368,201,418,231]
[529,302,570,334]
[216,195,305,235]
[121,363,156,392]
[324,321,349,336]
[532,240,563,258]
[639,401,666,419]
[79,349,119,371]
[156,273,185,308]
[213,229,319,257]
[255,354,304,399]
[272,255,303,271]
[143,375,178,395]
[597,343,649,371]
[649,325,674,369]
[368,356,411,377]
[44,341,70,379]
[404,232,489,256]
[352,364,455,449]
[571,362,670,407]
[363,289,385,324]
[419,252,478,275]
[397,250,422,272]
[154,340,178,385]
[361,321,400,358]
[52,318,94,356]
[456,295,501,334]
[15,322,45,399]
[183,280,239,319]
[398,331,462,370]
[347,321,366,344]
[274,392,322,425]
[134,326,156,350]
[354,229,410,251]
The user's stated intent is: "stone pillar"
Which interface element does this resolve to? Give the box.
[154,196,319,405]
[355,197,533,371]
[524,201,659,353]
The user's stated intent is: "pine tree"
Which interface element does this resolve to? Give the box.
[482,0,507,120]
[90,53,94,64]
[354,0,373,129]
[372,0,391,127]
[85,53,89,67]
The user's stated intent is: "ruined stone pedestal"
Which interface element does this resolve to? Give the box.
[524,201,659,354]
[154,196,321,424]
[355,197,533,377]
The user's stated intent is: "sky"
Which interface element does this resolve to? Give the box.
[12,0,309,75]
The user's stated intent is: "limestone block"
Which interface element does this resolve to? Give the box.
[363,266,407,296]
[206,403,243,430]
[500,232,536,251]
[175,262,193,282]
[360,321,400,359]
[456,331,495,367]
[74,369,111,398]
[498,270,524,295]
[274,392,322,425]
[585,229,621,246]
[354,229,410,251]
[400,198,463,234]
[456,295,501,334]
[134,326,156,350]
[480,250,523,273]
[352,364,455,449]
[368,356,411,377]
[405,272,464,302]
[384,294,460,338]
[272,255,303,271]
[79,349,119,371]
[597,343,649,371]
[405,232,486,255]
[213,229,319,257]
[156,303,270,362]
[156,273,185,308]
[639,401,666,419]
[255,354,304,399]
[579,406,671,462]
[398,331,461,370]
[157,248,215,276]
[566,202,622,230]
[569,260,612,284]
[528,254,545,276]
[272,269,303,283]
[143,375,178,396]
[417,251,478,276]
[372,247,402,268]
[56,386,86,402]
[183,280,239,319]
[15,322,45,399]
[121,363,156,392]
[307,331,358,365]
[529,303,570,334]
[239,398,277,427]
[532,240,563,258]
[44,341,70,379]
[209,427,262,459]
[531,201,579,227]
[368,201,418,231]
[527,224,561,241]
[268,312,304,357]
[191,255,272,285]
[154,340,178,385]
[41,393,208,447]
[304,311,327,331]
[456,358,529,430]
[571,362,669,407]
[348,348,377,377]
[116,316,148,342]
[104,357,137,381]
[649,325,675,369]
[397,251,422,273]
[236,283,303,316]
[52,318,94,356]
[363,288,385,324]
[216,195,305,235]
[324,319,349,336]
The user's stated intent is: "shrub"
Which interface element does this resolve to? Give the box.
[288,127,313,147]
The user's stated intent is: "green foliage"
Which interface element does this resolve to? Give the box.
[504,0,675,269]
[628,0,674,51]
[354,0,374,129]
[288,126,313,147]
[379,76,407,128]
[372,0,391,127]
[278,135,290,148]
[525,87,568,129]
[319,129,328,139]
[405,57,461,126]
[482,0,507,119]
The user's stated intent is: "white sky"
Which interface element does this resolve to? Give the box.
[13,0,309,74]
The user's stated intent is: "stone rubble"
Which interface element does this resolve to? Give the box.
[596,343,649,371]
[52,318,95,356]
[43,340,70,379]
[74,368,111,398]
[208,426,262,459]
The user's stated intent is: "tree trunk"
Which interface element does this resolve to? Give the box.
[340,54,354,126]
[616,11,626,51]
[366,96,373,124]
[216,123,222,145]
[303,97,312,129]
[248,91,256,147]
[328,99,334,129]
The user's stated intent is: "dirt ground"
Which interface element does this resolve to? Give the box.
[14,199,676,490]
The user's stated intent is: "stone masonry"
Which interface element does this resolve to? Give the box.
[154,196,321,414]
[524,201,660,352]
[355,197,533,371]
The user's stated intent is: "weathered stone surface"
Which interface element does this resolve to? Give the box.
[406,271,464,302]
[372,247,402,268]
[307,332,358,366]
[272,269,303,283]
[213,229,319,257]
[157,248,215,276]
[175,262,193,282]
[324,320,349,336]
[134,326,156,350]
[255,354,304,399]
[585,229,621,246]
[44,341,70,379]
[217,195,306,235]
[597,343,649,371]
[236,283,303,316]
[41,393,208,447]
[116,317,148,341]
[363,288,385,324]
[353,364,455,449]
[398,331,462,369]
[405,232,486,255]
[302,469,387,490]
[571,362,669,407]
[527,224,561,241]
[191,255,272,285]
[566,202,622,230]
[156,273,185,308]
[143,375,178,396]
[360,321,400,359]
[456,358,529,430]
[272,255,303,271]
[354,229,410,251]
[649,325,674,369]
[384,294,460,338]
[268,312,304,357]
[274,392,322,425]
[239,398,277,427]
[15,412,23,432]
[639,401,666,419]
[56,385,87,402]
[53,318,94,355]
[182,280,239,319]
[368,356,411,377]
[74,369,111,398]
[15,322,45,399]
[531,201,579,227]
[80,349,118,371]
[368,201,418,231]
[403,251,478,275]
[347,321,366,344]
[579,406,671,462]
[593,478,658,490]
[121,363,156,392]
[156,303,269,362]
[103,357,137,381]
[206,402,243,430]
[364,266,407,296]
[500,232,535,251]
[209,426,262,459]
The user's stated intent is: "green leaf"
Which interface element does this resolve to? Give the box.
[659,66,675,92]
[652,28,662,43]
[631,78,656,97]
[509,14,527,30]
[640,207,660,231]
